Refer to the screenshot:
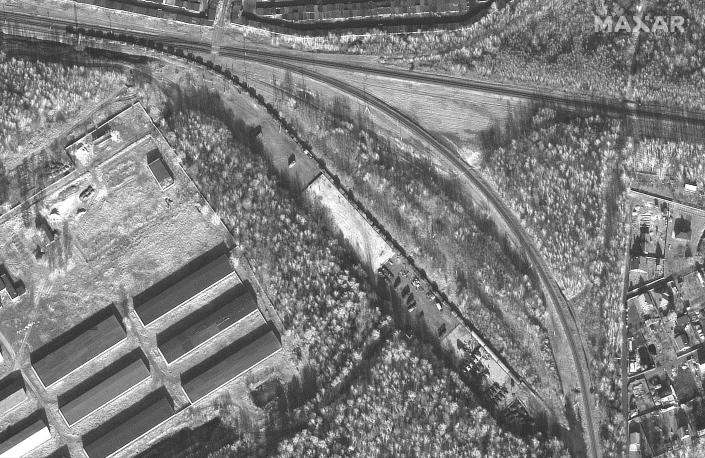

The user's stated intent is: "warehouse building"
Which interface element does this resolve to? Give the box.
[0,411,51,458]
[157,282,260,363]
[0,371,26,415]
[58,350,151,425]
[181,324,281,402]
[82,388,175,458]
[31,305,127,386]
[133,244,235,325]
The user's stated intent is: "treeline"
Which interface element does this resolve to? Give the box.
[297,0,632,102]
[272,72,563,415]
[0,52,124,211]
[632,0,705,110]
[165,103,385,409]
[479,106,628,456]
[154,88,567,456]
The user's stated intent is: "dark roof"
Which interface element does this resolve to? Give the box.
[157,283,259,363]
[0,265,24,299]
[92,123,111,142]
[82,390,174,458]
[0,371,26,412]
[0,274,17,298]
[31,306,126,386]
[59,351,150,425]
[147,155,174,189]
[0,411,48,456]
[181,326,281,402]
[36,215,55,242]
[134,252,234,325]
[674,217,692,240]
[678,315,691,327]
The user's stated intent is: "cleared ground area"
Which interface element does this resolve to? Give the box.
[82,389,174,458]
[31,305,126,387]
[0,371,26,414]
[0,102,229,356]
[181,325,281,402]
[0,411,50,458]
[58,350,151,425]
[0,102,238,457]
[134,244,235,325]
[45,445,71,458]
[157,282,259,363]
[305,175,394,270]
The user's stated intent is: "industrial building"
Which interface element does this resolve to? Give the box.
[0,264,26,301]
[181,325,281,402]
[0,411,51,458]
[133,245,235,325]
[157,282,260,363]
[254,0,467,22]
[67,0,216,24]
[31,305,127,386]
[82,388,175,458]
[58,350,151,425]
[0,371,26,415]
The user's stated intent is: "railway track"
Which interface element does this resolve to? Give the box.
[3,10,675,456]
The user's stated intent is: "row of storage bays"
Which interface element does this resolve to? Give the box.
[0,312,279,457]
[0,249,281,457]
[254,0,468,21]
[70,0,216,25]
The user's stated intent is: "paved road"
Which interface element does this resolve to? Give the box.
[226,51,601,457]
[2,15,601,456]
[8,10,693,456]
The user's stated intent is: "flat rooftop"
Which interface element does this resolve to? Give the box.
[31,305,126,387]
[157,282,259,363]
[82,389,174,458]
[59,350,151,425]
[181,325,281,402]
[0,371,26,415]
[134,246,234,325]
[0,411,50,457]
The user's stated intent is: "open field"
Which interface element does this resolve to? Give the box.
[0,102,229,350]
[305,174,394,269]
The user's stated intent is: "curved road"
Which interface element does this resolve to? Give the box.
[137,37,600,457]
[2,11,672,457]
[218,49,601,457]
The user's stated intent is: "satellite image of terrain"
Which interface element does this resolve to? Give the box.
[0,0,704,457]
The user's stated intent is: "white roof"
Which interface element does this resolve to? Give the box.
[0,426,50,458]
